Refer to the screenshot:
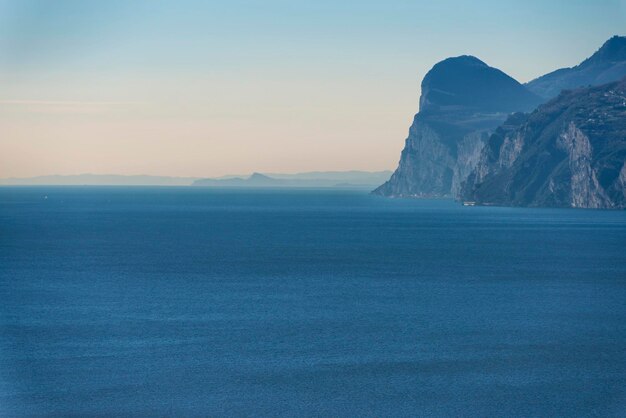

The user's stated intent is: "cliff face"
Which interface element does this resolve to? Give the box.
[526,36,626,99]
[375,122,453,197]
[461,78,626,209]
[373,56,542,198]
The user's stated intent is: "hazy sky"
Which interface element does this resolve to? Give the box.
[1,0,625,178]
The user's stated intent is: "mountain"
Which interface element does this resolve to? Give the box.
[419,55,541,113]
[193,172,280,187]
[461,78,626,209]
[192,171,392,188]
[373,56,543,198]
[526,35,626,99]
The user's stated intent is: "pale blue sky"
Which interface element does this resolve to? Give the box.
[1,0,625,177]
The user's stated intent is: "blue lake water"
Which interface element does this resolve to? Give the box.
[1,187,625,416]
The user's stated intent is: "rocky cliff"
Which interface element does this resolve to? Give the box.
[373,56,542,198]
[461,78,626,209]
[526,35,626,99]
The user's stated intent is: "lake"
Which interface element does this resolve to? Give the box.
[1,187,625,416]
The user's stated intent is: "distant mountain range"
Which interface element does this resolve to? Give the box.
[374,35,626,209]
[193,171,392,188]
[1,171,392,188]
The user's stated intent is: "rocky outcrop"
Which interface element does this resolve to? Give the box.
[452,131,491,196]
[373,56,542,198]
[556,123,613,208]
[462,112,529,188]
[461,78,626,209]
[526,35,626,99]
[374,122,454,197]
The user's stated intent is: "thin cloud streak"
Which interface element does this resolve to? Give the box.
[0,100,147,105]
[0,100,150,115]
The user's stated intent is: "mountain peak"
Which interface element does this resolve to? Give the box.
[248,172,273,181]
[437,55,488,67]
[584,35,626,65]
[419,55,540,113]
[526,35,626,99]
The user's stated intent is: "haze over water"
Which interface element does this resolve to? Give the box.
[1,187,625,416]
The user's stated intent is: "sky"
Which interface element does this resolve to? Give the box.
[1,0,625,178]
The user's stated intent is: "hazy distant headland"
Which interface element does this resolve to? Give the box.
[0,171,392,188]
[193,171,392,188]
